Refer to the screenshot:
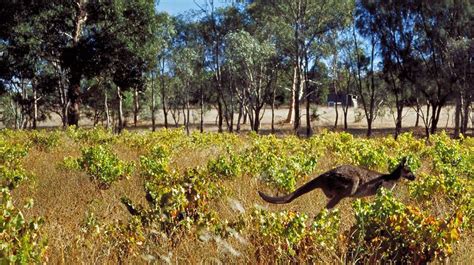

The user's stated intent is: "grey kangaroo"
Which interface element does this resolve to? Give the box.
[258,158,416,209]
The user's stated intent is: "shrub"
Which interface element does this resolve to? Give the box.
[408,172,473,231]
[130,161,223,234]
[250,208,340,262]
[348,188,466,263]
[67,145,134,189]
[122,145,239,243]
[243,135,319,191]
[30,130,61,151]
[0,188,47,263]
[207,152,242,180]
[139,145,170,181]
[66,126,116,145]
[315,131,388,171]
[428,132,473,180]
[409,173,468,204]
[0,137,29,189]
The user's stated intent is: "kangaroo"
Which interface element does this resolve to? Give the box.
[258,158,416,209]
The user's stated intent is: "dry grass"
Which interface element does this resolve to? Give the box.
[12,138,146,263]
[7,131,474,264]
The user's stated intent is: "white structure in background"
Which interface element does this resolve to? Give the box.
[327,93,358,109]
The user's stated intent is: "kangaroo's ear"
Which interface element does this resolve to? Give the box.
[400,157,407,166]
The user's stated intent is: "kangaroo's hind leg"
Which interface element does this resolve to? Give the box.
[350,177,360,196]
[325,194,344,209]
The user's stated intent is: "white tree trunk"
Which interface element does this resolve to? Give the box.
[117,86,124,133]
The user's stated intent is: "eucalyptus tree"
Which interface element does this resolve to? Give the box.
[410,0,472,135]
[90,0,159,132]
[197,3,252,132]
[449,38,473,136]
[1,0,158,129]
[0,59,34,129]
[355,0,472,137]
[225,30,276,132]
[248,0,354,135]
[0,25,67,129]
[163,13,208,133]
[350,25,385,137]
[153,12,177,130]
[356,0,424,138]
[337,37,357,131]
[303,37,332,136]
[325,30,347,130]
[0,1,49,128]
[170,47,200,135]
[437,1,472,136]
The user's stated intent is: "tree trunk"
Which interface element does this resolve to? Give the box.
[170,108,180,127]
[271,86,276,134]
[184,87,190,135]
[151,72,156,132]
[111,109,116,129]
[117,86,124,133]
[286,66,297,124]
[104,91,110,129]
[67,78,81,127]
[454,91,462,136]
[248,106,254,131]
[32,85,38,130]
[11,97,18,129]
[186,101,190,135]
[243,108,247,124]
[93,110,99,126]
[461,98,471,135]
[182,102,187,128]
[183,101,190,135]
[430,103,442,135]
[415,100,420,127]
[306,90,311,137]
[253,107,260,133]
[445,107,450,130]
[67,0,87,127]
[200,85,204,133]
[294,60,301,135]
[217,99,223,133]
[367,118,373,137]
[161,97,168,129]
[333,50,339,130]
[242,89,248,126]
[395,105,403,139]
[228,83,234,133]
[237,103,243,132]
[211,11,224,134]
[367,38,377,138]
[133,87,139,127]
[61,99,68,128]
[57,74,68,128]
[353,27,373,138]
[21,82,28,129]
[343,108,348,130]
[160,59,169,129]
[423,104,430,137]
[342,74,351,131]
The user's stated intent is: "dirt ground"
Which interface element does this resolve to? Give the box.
[3,105,474,136]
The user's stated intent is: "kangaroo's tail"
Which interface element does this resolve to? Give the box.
[258,176,323,204]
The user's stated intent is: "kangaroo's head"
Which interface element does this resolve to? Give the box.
[385,157,416,181]
[397,157,416,181]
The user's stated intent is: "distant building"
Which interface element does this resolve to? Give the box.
[327,93,358,108]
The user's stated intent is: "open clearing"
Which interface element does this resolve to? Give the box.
[8,105,473,136]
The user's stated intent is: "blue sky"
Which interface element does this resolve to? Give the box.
[157,0,229,15]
